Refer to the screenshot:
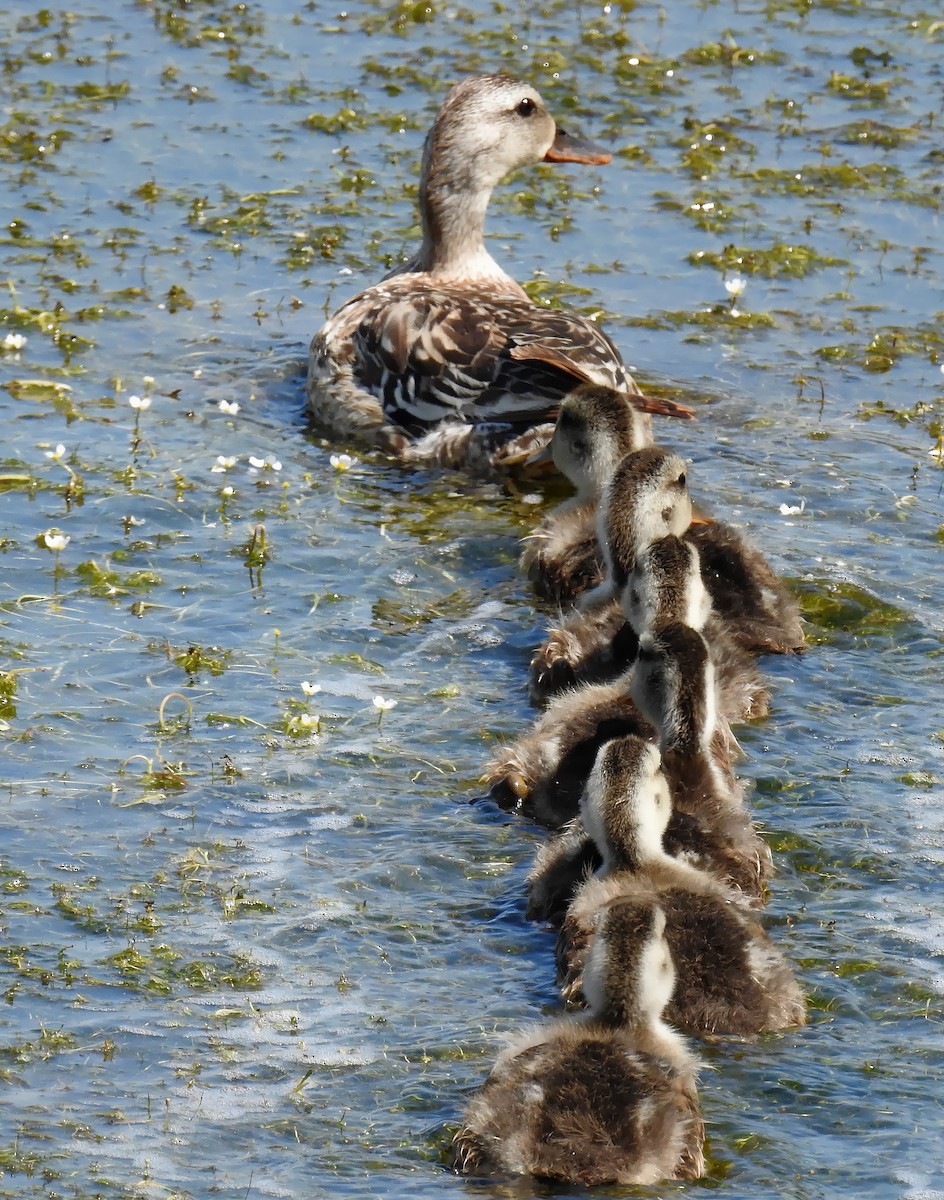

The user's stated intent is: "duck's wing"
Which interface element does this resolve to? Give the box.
[331,281,687,431]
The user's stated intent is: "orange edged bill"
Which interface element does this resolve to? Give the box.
[544,127,613,165]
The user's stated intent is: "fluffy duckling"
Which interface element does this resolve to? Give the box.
[589,446,805,654]
[519,385,652,602]
[524,627,770,921]
[555,736,805,1036]
[529,532,771,722]
[453,900,705,1185]
[630,622,772,893]
[308,77,691,472]
[485,670,654,828]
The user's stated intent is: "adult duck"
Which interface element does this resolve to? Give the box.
[307,75,691,470]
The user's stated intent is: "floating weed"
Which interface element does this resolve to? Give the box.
[75,558,162,598]
[794,579,913,635]
[827,72,897,104]
[689,242,846,278]
[0,1137,43,1176]
[157,691,193,734]
[743,161,902,195]
[0,670,18,720]
[117,753,188,795]
[0,1025,78,1065]
[105,944,263,994]
[626,305,776,333]
[173,643,231,679]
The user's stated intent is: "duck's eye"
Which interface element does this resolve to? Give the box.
[516,97,536,117]
[676,472,687,488]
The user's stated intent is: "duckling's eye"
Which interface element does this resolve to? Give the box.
[516,97,536,117]
[507,772,530,800]
[676,472,687,488]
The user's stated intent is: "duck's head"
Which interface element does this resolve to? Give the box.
[580,735,672,871]
[419,76,611,273]
[424,75,611,194]
[605,447,693,557]
[581,897,675,1029]
[624,534,711,635]
[630,622,717,756]
[545,384,653,500]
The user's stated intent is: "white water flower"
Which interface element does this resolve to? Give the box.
[2,332,27,352]
[128,394,151,410]
[288,712,319,735]
[44,443,66,462]
[778,499,806,516]
[218,399,240,415]
[301,681,322,697]
[329,453,356,472]
[211,455,238,473]
[724,275,747,299]
[372,695,397,713]
[248,454,282,473]
[43,531,70,551]
[221,485,235,496]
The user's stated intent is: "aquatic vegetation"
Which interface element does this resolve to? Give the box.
[0,0,941,1195]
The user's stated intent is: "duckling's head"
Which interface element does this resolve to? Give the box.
[581,898,675,1029]
[630,623,717,756]
[624,534,710,635]
[550,385,654,501]
[581,735,672,871]
[602,448,692,580]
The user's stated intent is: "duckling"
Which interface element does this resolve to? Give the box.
[629,622,772,893]
[308,77,691,472]
[523,625,770,920]
[485,670,654,828]
[525,816,601,925]
[554,738,805,1037]
[453,900,705,1185]
[529,532,771,722]
[519,384,653,602]
[593,447,805,654]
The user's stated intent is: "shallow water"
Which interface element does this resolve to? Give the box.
[1,0,942,1197]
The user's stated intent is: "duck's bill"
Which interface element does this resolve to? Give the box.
[633,393,698,420]
[544,128,613,165]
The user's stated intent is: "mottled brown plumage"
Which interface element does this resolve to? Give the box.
[308,78,690,471]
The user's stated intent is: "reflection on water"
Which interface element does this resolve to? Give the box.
[1,1,942,1197]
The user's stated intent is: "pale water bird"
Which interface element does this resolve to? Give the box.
[523,623,770,921]
[307,76,691,471]
[529,530,771,721]
[584,445,805,654]
[452,899,705,1185]
[519,384,653,602]
[555,736,806,1037]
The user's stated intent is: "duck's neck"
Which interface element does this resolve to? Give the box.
[412,139,524,290]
